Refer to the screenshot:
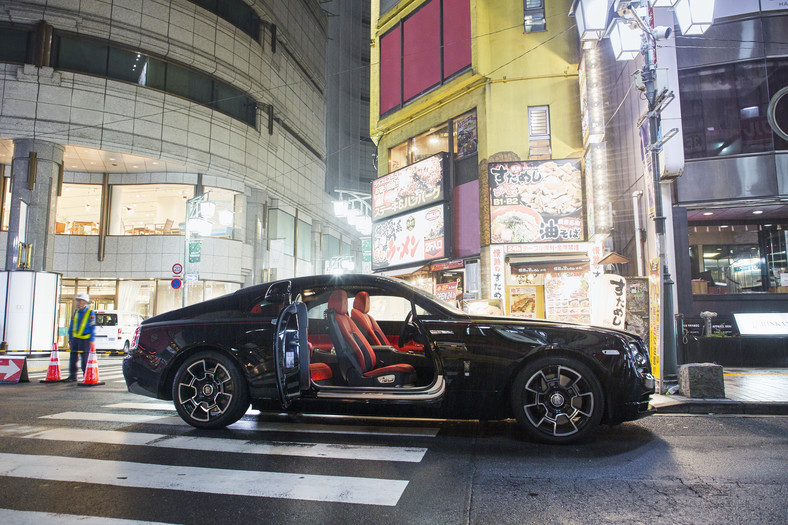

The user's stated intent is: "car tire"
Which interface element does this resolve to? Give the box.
[172,350,250,429]
[511,356,603,444]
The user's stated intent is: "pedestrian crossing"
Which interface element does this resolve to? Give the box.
[0,393,441,520]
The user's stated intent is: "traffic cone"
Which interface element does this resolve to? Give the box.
[40,343,65,383]
[78,343,105,386]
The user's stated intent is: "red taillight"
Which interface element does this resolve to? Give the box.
[130,327,141,350]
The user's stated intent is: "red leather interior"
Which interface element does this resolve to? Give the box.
[309,362,332,381]
[327,290,415,380]
[351,291,392,346]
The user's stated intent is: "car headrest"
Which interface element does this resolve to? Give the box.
[353,291,370,314]
[327,289,348,315]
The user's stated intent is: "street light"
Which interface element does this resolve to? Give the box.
[571,0,613,42]
[608,17,642,61]
[674,0,715,35]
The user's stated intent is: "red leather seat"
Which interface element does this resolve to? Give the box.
[351,291,391,346]
[310,362,333,382]
[326,290,415,387]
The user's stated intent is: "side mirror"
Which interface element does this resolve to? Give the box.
[264,281,292,305]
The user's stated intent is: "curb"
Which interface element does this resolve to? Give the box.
[652,396,788,416]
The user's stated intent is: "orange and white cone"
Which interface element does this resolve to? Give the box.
[78,343,105,386]
[40,343,65,383]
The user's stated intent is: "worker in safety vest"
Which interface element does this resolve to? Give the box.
[66,292,96,382]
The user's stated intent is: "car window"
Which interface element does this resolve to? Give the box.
[366,295,411,321]
[95,314,118,326]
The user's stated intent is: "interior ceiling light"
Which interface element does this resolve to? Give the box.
[752,210,763,214]
[702,212,713,216]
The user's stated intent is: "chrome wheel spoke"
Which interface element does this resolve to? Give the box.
[522,364,596,438]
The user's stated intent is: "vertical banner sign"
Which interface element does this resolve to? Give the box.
[590,275,627,329]
[490,245,505,309]
[640,121,655,219]
[648,259,662,386]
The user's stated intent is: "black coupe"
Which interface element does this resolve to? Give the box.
[123,274,654,444]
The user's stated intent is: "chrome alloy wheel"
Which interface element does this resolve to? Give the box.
[176,359,234,422]
[522,364,596,438]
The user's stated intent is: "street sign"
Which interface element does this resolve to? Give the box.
[0,357,29,383]
[171,278,182,289]
[172,263,183,275]
[188,242,201,263]
[185,274,199,282]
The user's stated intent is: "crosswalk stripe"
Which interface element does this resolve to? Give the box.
[105,402,176,410]
[41,411,440,437]
[0,508,170,524]
[8,425,428,462]
[0,452,409,506]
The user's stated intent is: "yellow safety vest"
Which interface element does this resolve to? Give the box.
[72,308,93,339]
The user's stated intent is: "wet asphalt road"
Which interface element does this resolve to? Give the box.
[0,356,786,524]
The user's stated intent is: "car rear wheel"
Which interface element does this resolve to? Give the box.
[172,351,249,429]
[511,356,603,444]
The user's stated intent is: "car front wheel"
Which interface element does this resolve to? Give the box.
[511,356,603,444]
[172,351,249,429]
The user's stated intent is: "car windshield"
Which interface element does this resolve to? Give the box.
[95,314,118,326]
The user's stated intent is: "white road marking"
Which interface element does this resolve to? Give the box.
[0,452,409,506]
[104,402,175,411]
[0,508,170,524]
[40,411,440,437]
[9,425,427,462]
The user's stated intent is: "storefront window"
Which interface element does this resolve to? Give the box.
[388,110,477,173]
[297,220,311,261]
[110,184,192,235]
[688,223,788,294]
[268,208,295,256]
[679,60,772,159]
[77,279,117,310]
[117,280,155,317]
[323,234,340,260]
[202,187,240,239]
[411,124,449,163]
[56,183,102,235]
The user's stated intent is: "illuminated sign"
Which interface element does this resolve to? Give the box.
[733,313,788,336]
[372,204,445,270]
[372,154,445,220]
[488,159,584,243]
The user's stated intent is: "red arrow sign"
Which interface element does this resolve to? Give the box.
[0,358,28,383]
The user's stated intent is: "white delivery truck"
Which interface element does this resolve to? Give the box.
[93,310,144,354]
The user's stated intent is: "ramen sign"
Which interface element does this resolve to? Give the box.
[488,159,584,243]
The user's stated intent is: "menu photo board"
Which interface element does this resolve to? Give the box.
[489,159,584,244]
[372,204,445,270]
[372,153,445,220]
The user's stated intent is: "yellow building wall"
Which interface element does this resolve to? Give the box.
[370,0,582,167]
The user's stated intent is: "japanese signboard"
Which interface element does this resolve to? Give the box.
[372,153,445,220]
[372,204,445,270]
[435,280,461,303]
[590,275,627,329]
[489,244,505,304]
[455,112,478,160]
[488,160,584,244]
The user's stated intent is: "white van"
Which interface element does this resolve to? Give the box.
[93,310,144,354]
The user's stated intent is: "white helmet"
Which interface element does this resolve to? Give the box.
[76,293,90,302]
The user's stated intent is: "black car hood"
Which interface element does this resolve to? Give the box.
[463,314,639,341]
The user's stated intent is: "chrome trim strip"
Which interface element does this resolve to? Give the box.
[315,375,446,401]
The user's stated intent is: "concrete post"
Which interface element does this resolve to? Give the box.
[5,139,64,272]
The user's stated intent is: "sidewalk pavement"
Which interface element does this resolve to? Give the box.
[651,368,788,415]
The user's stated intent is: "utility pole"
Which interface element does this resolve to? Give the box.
[627,3,678,389]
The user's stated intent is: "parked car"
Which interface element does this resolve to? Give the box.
[94,310,144,355]
[123,274,654,444]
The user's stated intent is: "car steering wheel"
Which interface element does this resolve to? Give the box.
[398,311,414,348]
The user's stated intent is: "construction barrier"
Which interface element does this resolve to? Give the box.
[0,357,29,383]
